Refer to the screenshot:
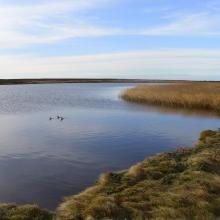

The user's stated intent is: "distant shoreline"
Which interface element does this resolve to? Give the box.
[0,78,203,85]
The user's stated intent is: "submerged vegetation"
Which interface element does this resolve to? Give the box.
[122,83,220,112]
[56,130,220,220]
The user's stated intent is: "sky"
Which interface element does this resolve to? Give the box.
[0,0,220,80]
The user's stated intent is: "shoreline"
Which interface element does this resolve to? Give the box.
[2,130,220,219]
[56,129,220,219]
[1,83,220,219]
[0,78,207,85]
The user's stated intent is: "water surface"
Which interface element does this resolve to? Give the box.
[0,83,219,209]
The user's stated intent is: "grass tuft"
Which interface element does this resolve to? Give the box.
[0,204,53,220]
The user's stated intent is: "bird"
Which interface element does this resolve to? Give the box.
[49,117,54,120]
[57,116,60,119]
[60,117,64,121]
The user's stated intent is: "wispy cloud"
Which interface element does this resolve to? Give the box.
[0,49,219,79]
[0,0,120,48]
[140,12,220,36]
[0,0,220,49]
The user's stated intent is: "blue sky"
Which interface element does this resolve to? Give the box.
[0,0,220,80]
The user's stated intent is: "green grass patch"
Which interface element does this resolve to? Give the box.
[0,204,53,220]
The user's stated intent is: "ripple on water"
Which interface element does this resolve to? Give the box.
[0,83,219,209]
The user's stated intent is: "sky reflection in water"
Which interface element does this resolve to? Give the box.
[0,83,219,209]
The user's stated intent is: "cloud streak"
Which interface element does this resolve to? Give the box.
[140,12,220,36]
[0,1,219,80]
[0,0,120,48]
[0,0,220,49]
[0,49,219,79]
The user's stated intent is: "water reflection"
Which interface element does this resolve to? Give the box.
[138,103,220,119]
[0,83,219,209]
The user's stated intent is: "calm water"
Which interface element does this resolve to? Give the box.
[0,83,219,209]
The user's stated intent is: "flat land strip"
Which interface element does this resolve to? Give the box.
[0,79,189,85]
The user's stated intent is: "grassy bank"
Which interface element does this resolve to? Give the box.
[56,130,220,220]
[1,130,220,219]
[0,204,53,219]
[122,83,220,112]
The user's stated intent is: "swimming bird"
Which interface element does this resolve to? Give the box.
[60,117,64,121]
[49,117,53,120]
[57,116,60,119]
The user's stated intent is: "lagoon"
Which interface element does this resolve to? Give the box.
[0,83,219,209]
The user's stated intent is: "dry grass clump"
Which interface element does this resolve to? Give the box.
[0,204,53,220]
[121,83,220,112]
[57,130,220,220]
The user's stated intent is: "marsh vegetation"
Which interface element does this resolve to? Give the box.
[0,204,53,220]
[1,83,220,219]
[56,130,220,220]
[122,83,220,112]
[1,131,220,219]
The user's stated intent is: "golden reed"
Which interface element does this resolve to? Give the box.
[122,83,220,112]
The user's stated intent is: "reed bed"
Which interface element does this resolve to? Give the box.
[122,83,220,112]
